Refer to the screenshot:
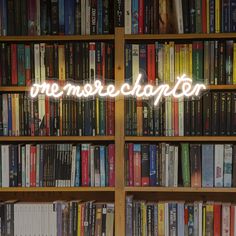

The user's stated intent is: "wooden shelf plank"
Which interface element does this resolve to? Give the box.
[0,136,115,142]
[125,136,236,142]
[0,187,115,192]
[125,33,236,40]
[125,187,236,193]
[0,35,115,42]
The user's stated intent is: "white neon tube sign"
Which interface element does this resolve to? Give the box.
[30,74,206,105]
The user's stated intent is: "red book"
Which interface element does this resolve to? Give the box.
[138,0,144,33]
[11,44,17,85]
[128,143,134,186]
[214,203,221,236]
[202,0,207,33]
[81,144,90,186]
[45,97,50,136]
[147,44,155,85]
[108,144,115,187]
[174,98,179,136]
[106,99,115,135]
[30,146,36,187]
[133,144,141,186]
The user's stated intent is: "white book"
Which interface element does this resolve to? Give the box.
[174,0,184,33]
[222,203,231,236]
[132,44,139,84]
[15,94,19,136]
[89,42,96,82]
[85,0,90,35]
[214,144,224,187]
[36,144,40,187]
[81,0,86,35]
[125,0,131,34]
[165,144,169,187]
[34,44,40,83]
[25,144,31,187]
[21,146,26,187]
[40,43,46,82]
[224,144,233,187]
[198,202,203,236]
[90,146,95,187]
[177,202,184,236]
[71,145,76,187]
[193,202,199,236]
[174,146,179,187]
[14,204,18,235]
[1,145,9,187]
[165,203,169,236]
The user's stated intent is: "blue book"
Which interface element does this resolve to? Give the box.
[125,44,132,83]
[7,95,12,136]
[149,145,157,186]
[75,145,81,187]
[222,0,230,32]
[65,0,74,35]
[139,44,147,84]
[209,0,215,33]
[100,146,106,186]
[202,144,214,187]
[58,0,65,34]
[97,0,103,34]
[2,0,7,35]
[131,0,138,34]
[177,203,184,236]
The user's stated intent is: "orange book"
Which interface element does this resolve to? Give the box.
[230,205,235,236]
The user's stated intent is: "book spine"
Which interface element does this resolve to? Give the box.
[133,144,141,186]
[181,143,190,187]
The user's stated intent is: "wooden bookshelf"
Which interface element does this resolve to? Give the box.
[0,35,115,42]
[0,136,115,142]
[125,136,236,142]
[125,33,236,40]
[1,28,236,235]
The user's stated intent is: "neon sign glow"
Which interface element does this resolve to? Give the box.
[30,74,207,105]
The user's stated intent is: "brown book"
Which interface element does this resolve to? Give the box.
[190,144,201,187]
[95,203,103,236]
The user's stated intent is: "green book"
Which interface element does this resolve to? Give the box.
[181,143,190,187]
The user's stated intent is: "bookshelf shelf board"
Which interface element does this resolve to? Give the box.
[0,187,115,192]
[1,85,236,92]
[0,136,115,142]
[125,187,236,193]
[0,35,115,42]
[125,136,236,142]
[125,33,236,40]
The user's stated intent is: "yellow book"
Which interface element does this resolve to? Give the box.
[174,44,180,82]
[189,44,193,79]
[233,43,236,84]
[77,203,81,236]
[215,0,220,33]
[141,201,147,236]
[158,202,165,236]
[58,44,65,80]
[202,205,206,236]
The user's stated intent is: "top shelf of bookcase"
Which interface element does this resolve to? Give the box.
[125,33,236,40]
[0,35,115,42]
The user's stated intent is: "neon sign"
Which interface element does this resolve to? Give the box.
[30,74,206,105]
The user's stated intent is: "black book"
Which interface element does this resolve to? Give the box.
[148,100,154,136]
[219,92,226,135]
[214,40,219,84]
[144,0,150,34]
[202,93,212,135]
[218,42,226,84]
[182,0,190,33]
[7,0,15,35]
[195,96,202,135]
[75,0,81,34]
[212,92,219,135]
[153,0,159,34]
[91,0,97,34]
[142,99,149,136]
[189,0,196,33]
[232,92,236,135]
[40,0,49,35]
[114,0,124,27]
[190,97,196,135]
[184,97,191,136]
[0,94,3,135]
[101,204,107,235]
[147,204,152,235]
[6,44,11,86]
[226,92,232,135]
[14,0,21,35]
[141,144,150,186]
[153,103,160,136]
[51,0,59,35]
[91,203,96,236]
[1,43,7,86]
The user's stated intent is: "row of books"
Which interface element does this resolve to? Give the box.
[0,143,115,187]
[0,93,115,136]
[0,0,115,36]
[0,42,114,86]
[125,0,236,34]
[1,200,114,236]
[125,92,236,136]
[125,41,236,85]
[126,197,236,236]
[125,143,236,188]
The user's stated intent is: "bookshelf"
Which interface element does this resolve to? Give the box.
[1,27,236,235]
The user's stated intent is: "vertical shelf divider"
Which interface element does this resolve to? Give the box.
[114,27,125,236]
